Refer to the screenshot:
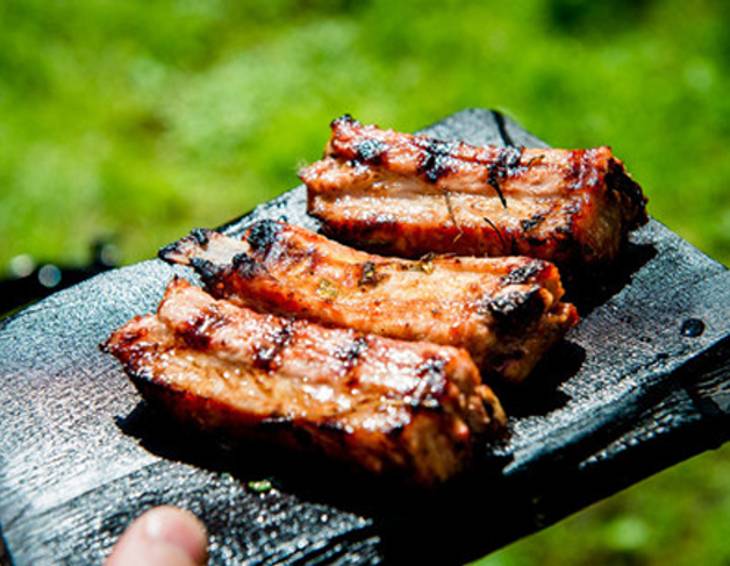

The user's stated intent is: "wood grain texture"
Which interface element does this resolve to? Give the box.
[0,109,728,565]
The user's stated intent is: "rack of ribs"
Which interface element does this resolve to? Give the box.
[161,220,578,384]
[301,115,648,265]
[103,279,506,484]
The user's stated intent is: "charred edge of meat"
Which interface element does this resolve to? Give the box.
[252,319,294,371]
[605,159,649,228]
[417,139,455,183]
[99,322,145,354]
[410,356,448,410]
[135,378,342,458]
[157,242,180,262]
[520,213,546,232]
[501,261,548,285]
[232,252,265,279]
[330,113,359,129]
[482,287,546,331]
[133,376,305,449]
[158,228,216,263]
[127,368,190,417]
[487,146,523,208]
[177,305,229,351]
[355,139,388,165]
[189,257,220,281]
[245,219,284,256]
[189,228,211,246]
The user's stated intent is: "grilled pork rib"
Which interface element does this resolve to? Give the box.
[103,279,505,484]
[301,115,648,264]
[160,220,578,383]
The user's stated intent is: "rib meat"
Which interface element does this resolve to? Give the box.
[103,279,505,484]
[300,115,648,264]
[160,220,578,384]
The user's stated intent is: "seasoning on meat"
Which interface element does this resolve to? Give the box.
[102,279,506,485]
[300,115,648,264]
[161,220,579,383]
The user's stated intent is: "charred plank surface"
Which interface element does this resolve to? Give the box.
[0,109,728,565]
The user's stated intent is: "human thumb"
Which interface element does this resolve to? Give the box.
[105,506,208,566]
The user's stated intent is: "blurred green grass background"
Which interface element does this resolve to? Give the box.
[1,0,728,563]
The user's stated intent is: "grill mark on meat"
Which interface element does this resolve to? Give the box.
[356,139,388,165]
[501,261,547,285]
[252,319,294,371]
[486,146,522,208]
[331,113,357,129]
[339,335,369,366]
[189,228,210,246]
[337,335,370,385]
[411,357,448,410]
[418,139,455,183]
[177,304,228,350]
[232,252,264,279]
[189,257,219,281]
[567,149,602,191]
[521,213,545,232]
[246,219,283,255]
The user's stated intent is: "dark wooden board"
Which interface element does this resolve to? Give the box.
[1,109,729,565]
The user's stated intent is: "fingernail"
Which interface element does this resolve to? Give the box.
[142,507,208,564]
[143,510,170,540]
